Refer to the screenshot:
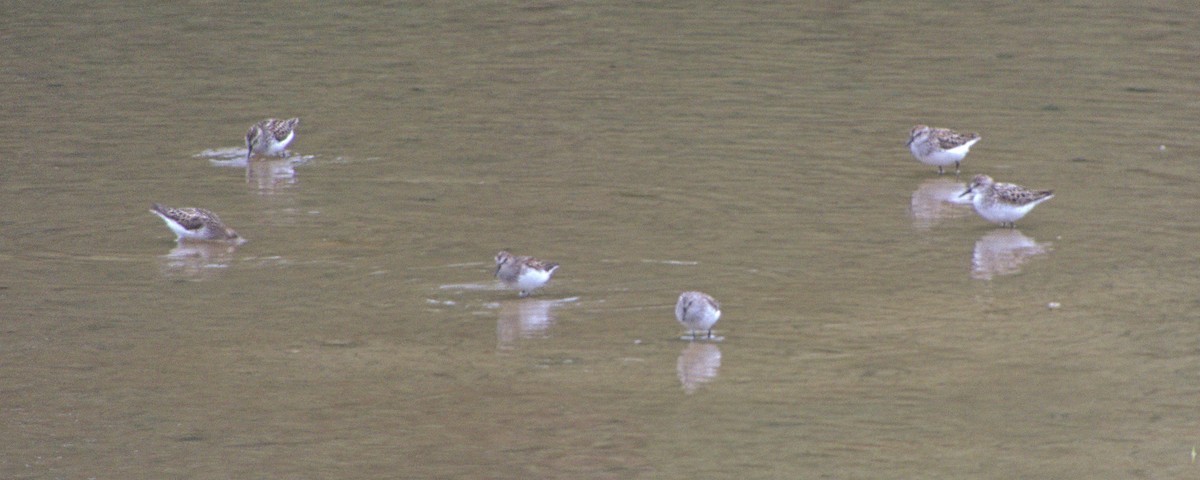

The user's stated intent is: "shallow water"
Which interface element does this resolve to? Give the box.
[3,1,1199,478]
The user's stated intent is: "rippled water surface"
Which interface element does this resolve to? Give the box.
[4,2,1199,478]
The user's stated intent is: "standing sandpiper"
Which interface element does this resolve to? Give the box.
[246,118,300,161]
[494,251,560,298]
[959,174,1054,228]
[675,291,721,340]
[150,204,243,242]
[907,125,981,175]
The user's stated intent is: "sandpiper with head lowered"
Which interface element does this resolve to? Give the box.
[494,251,559,298]
[246,117,300,161]
[675,291,721,340]
[150,204,243,242]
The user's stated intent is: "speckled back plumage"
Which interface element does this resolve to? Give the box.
[150,203,241,241]
[968,175,1054,207]
[263,118,300,142]
[933,127,979,150]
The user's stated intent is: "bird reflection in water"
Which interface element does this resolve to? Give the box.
[198,148,311,194]
[971,229,1051,280]
[677,342,722,394]
[910,178,972,230]
[495,297,577,350]
[246,156,313,194]
[159,242,239,279]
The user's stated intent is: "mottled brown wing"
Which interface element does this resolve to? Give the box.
[526,258,558,271]
[1013,189,1054,204]
[269,118,300,141]
[153,205,208,230]
[993,183,1052,205]
[936,130,980,149]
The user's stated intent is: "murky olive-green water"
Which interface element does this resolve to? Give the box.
[4,2,1199,478]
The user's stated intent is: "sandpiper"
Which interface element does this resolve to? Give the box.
[959,174,1054,228]
[675,291,721,340]
[150,204,243,242]
[494,251,559,297]
[246,118,300,161]
[907,124,981,175]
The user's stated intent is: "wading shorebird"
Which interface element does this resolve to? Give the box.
[150,204,243,242]
[245,117,300,161]
[907,124,981,175]
[675,291,721,340]
[494,251,560,297]
[959,174,1054,228]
